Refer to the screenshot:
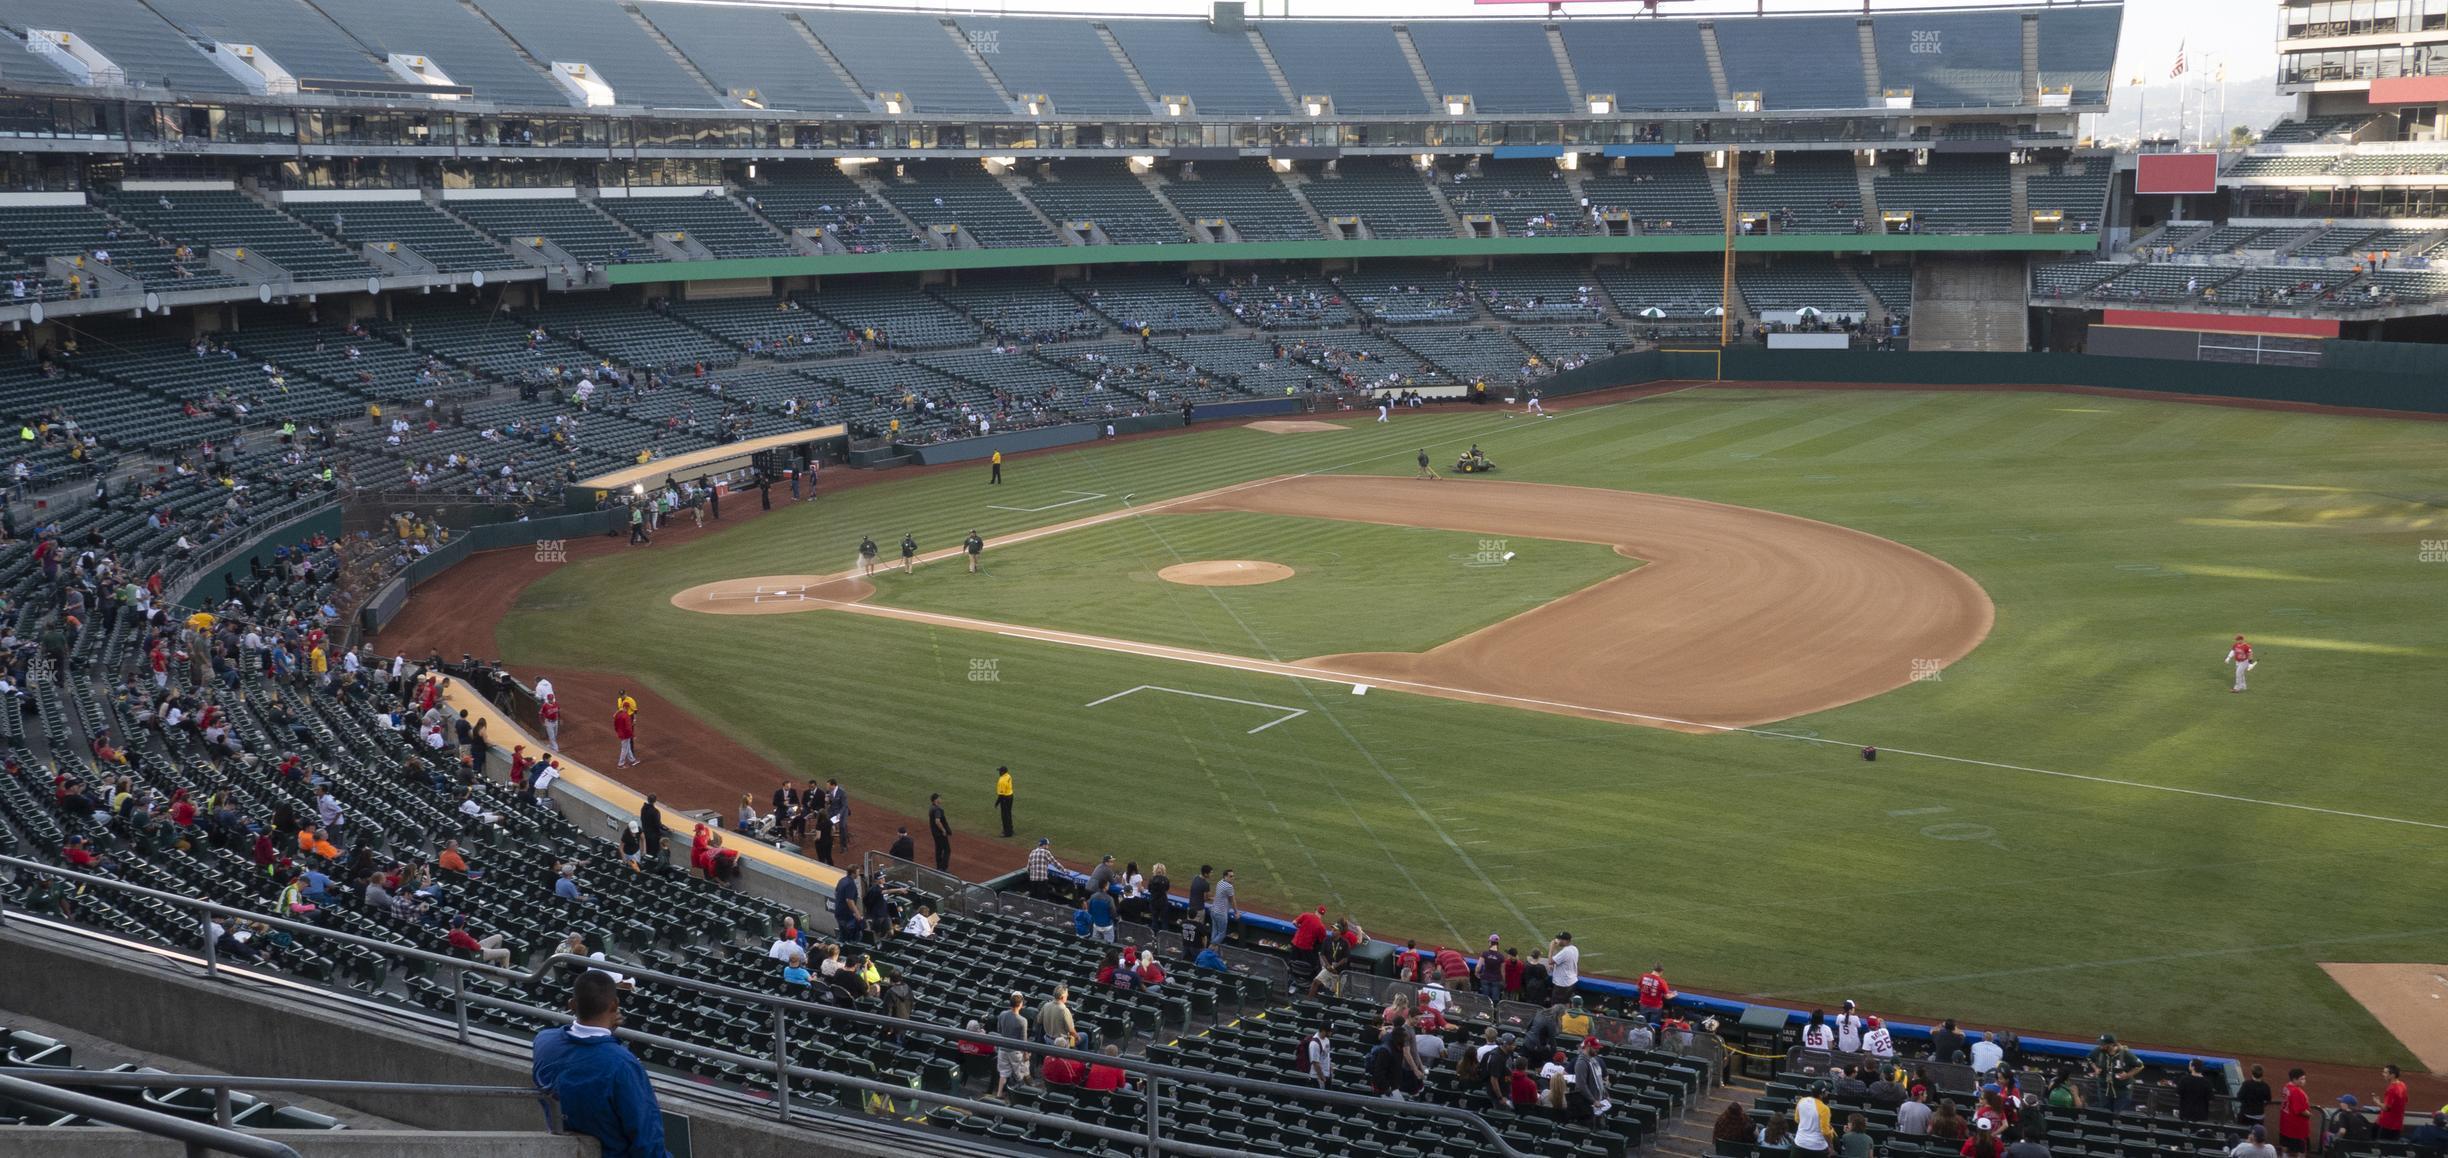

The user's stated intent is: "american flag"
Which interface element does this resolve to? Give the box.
[2170,42,2188,79]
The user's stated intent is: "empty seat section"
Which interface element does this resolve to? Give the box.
[1016,161,1188,246]
[104,190,377,281]
[1559,21,1717,111]
[745,166,922,253]
[141,0,388,86]
[797,9,1010,115]
[1847,262,1913,314]
[1714,15,1868,110]
[1336,267,1472,324]
[1257,22,1429,115]
[1153,163,1318,241]
[1064,274,1230,333]
[597,196,796,259]
[1737,152,1862,232]
[1158,334,1322,395]
[1404,22,1572,114]
[633,3,870,113]
[1600,261,1725,318]
[802,283,982,350]
[1104,20,1288,115]
[450,198,642,264]
[1297,161,1452,239]
[1511,325,1627,365]
[471,0,724,110]
[2088,264,2238,301]
[1739,260,1868,313]
[0,204,233,290]
[1471,264,1605,323]
[1871,11,2024,108]
[1874,155,2012,234]
[2030,261,2129,297]
[285,200,512,273]
[0,0,245,93]
[2024,157,2111,228]
[530,300,739,371]
[665,297,853,361]
[2035,6,2121,106]
[1445,159,1587,236]
[310,0,566,106]
[1204,270,1352,329]
[877,164,1058,249]
[1392,326,1534,382]
[1582,156,1724,234]
[933,275,1105,342]
[951,17,1149,116]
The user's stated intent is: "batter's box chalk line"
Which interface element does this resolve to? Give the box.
[1083,684,1308,734]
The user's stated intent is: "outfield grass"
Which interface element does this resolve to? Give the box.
[868,512,1639,659]
[500,390,2448,1063]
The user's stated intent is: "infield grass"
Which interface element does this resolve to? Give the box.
[500,389,2448,1064]
[867,512,1639,659]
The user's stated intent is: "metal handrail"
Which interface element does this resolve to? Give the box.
[0,1071,300,1158]
[0,855,1532,1158]
[0,1069,558,1135]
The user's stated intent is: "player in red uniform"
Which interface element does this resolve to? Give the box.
[2226,635,2255,693]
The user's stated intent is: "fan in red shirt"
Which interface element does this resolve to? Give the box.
[1041,1053,1088,1088]
[1291,907,1327,954]
[2376,1065,2409,1140]
[2279,1069,2312,1153]
[1638,963,1676,1013]
[1434,945,1472,984]
[1505,1061,1542,1108]
[1083,1048,1129,1093]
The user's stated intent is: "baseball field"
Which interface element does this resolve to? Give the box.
[489,385,2448,1065]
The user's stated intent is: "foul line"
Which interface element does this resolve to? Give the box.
[1084,685,1308,734]
[987,489,1107,513]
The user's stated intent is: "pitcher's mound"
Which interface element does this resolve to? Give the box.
[1246,420,1345,434]
[1159,560,1294,587]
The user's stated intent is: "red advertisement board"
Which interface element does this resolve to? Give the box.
[2135,153,2219,196]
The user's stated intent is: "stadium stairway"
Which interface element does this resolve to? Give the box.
[1648,1077,1764,1158]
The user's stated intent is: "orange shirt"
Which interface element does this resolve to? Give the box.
[438,848,468,874]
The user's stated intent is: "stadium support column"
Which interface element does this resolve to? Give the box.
[1720,148,1740,350]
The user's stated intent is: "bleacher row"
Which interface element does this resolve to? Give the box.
[0,0,2121,115]
[5,251,1922,479]
[0,150,2107,304]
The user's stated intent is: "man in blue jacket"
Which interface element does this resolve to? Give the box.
[532,971,668,1158]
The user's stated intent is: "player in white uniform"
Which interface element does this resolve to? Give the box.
[1525,387,1546,417]
[2227,635,2255,692]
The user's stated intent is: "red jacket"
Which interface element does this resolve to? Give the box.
[612,710,635,740]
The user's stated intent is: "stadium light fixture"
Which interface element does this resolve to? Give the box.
[1162,94,1192,117]
[1302,94,1331,117]
[746,163,756,179]
[1446,97,1472,116]
[877,91,906,115]
[1019,93,1050,116]
[1586,95,1615,116]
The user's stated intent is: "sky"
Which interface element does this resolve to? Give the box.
[739,0,2280,85]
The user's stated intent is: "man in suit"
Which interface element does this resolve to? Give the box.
[772,782,803,842]
[826,778,849,847]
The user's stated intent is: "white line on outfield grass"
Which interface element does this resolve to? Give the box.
[947,606,2448,835]
[1082,684,1308,735]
